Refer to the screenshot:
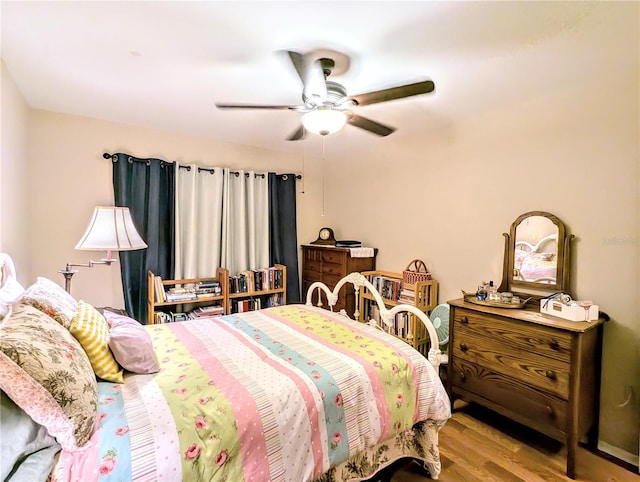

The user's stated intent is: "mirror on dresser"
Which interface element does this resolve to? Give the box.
[497,210,574,303]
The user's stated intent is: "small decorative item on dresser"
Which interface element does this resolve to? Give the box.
[402,259,431,285]
[310,227,337,245]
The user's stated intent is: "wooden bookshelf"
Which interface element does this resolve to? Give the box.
[147,268,228,325]
[358,270,438,355]
[227,264,286,314]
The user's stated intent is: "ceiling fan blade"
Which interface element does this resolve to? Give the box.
[287,50,327,105]
[347,114,395,137]
[286,125,306,141]
[348,80,435,107]
[303,59,328,104]
[287,51,307,85]
[215,103,299,110]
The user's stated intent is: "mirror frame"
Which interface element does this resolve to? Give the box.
[498,211,574,302]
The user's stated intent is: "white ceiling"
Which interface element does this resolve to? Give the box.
[1,1,635,156]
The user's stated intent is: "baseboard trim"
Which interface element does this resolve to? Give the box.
[597,441,639,473]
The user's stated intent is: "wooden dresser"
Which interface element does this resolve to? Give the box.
[447,298,604,479]
[301,245,377,318]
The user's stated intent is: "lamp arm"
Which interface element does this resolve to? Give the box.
[59,252,118,293]
[64,259,117,270]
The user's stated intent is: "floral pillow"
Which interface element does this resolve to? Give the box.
[0,303,98,448]
[20,277,78,329]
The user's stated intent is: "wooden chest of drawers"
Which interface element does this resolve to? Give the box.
[301,245,377,318]
[447,298,604,479]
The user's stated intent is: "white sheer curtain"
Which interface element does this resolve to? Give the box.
[174,165,224,279]
[221,168,269,275]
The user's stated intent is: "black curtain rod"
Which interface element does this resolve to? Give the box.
[103,152,301,179]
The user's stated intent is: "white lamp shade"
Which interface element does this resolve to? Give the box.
[75,206,147,251]
[302,108,347,136]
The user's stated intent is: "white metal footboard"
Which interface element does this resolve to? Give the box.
[305,272,442,370]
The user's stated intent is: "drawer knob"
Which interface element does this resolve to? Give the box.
[460,316,469,324]
[459,371,466,381]
[546,405,554,416]
[545,370,556,380]
[549,340,560,351]
[459,343,468,352]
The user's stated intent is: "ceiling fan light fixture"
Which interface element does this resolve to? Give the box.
[302,108,347,136]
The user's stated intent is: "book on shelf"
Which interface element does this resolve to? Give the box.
[154,275,166,303]
[196,292,219,299]
[165,291,198,302]
[363,305,412,339]
[153,311,171,324]
[229,266,284,294]
[229,293,283,314]
[265,292,283,308]
[367,275,401,302]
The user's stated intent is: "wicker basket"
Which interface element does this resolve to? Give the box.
[403,259,432,285]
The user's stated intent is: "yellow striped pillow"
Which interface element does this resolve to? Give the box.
[69,300,124,383]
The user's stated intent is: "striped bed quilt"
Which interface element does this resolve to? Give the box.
[57,304,451,481]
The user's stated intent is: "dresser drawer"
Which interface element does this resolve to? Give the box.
[322,263,344,276]
[453,307,572,363]
[321,250,345,264]
[451,357,568,433]
[304,260,321,274]
[453,330,569,399]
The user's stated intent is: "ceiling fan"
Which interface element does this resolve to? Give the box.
[215,50,435,140]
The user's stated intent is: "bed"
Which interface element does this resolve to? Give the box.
[0,255,450,482]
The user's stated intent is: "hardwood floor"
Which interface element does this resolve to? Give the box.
[382,401,639,482]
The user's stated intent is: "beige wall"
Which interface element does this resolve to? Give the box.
[322,61,639,461]
[2,45,638,464]
[0,61,30,275]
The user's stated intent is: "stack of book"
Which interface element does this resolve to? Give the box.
[398,287,416,304]
[189,305,224,319]
[153,275,222,303]
[165,287,198,303]
[195,280,221,298]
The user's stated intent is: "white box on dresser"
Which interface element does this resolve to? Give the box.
[540,300,599,322]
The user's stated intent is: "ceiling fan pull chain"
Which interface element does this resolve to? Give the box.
[322,136,326,217]
[301,131,306,194]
